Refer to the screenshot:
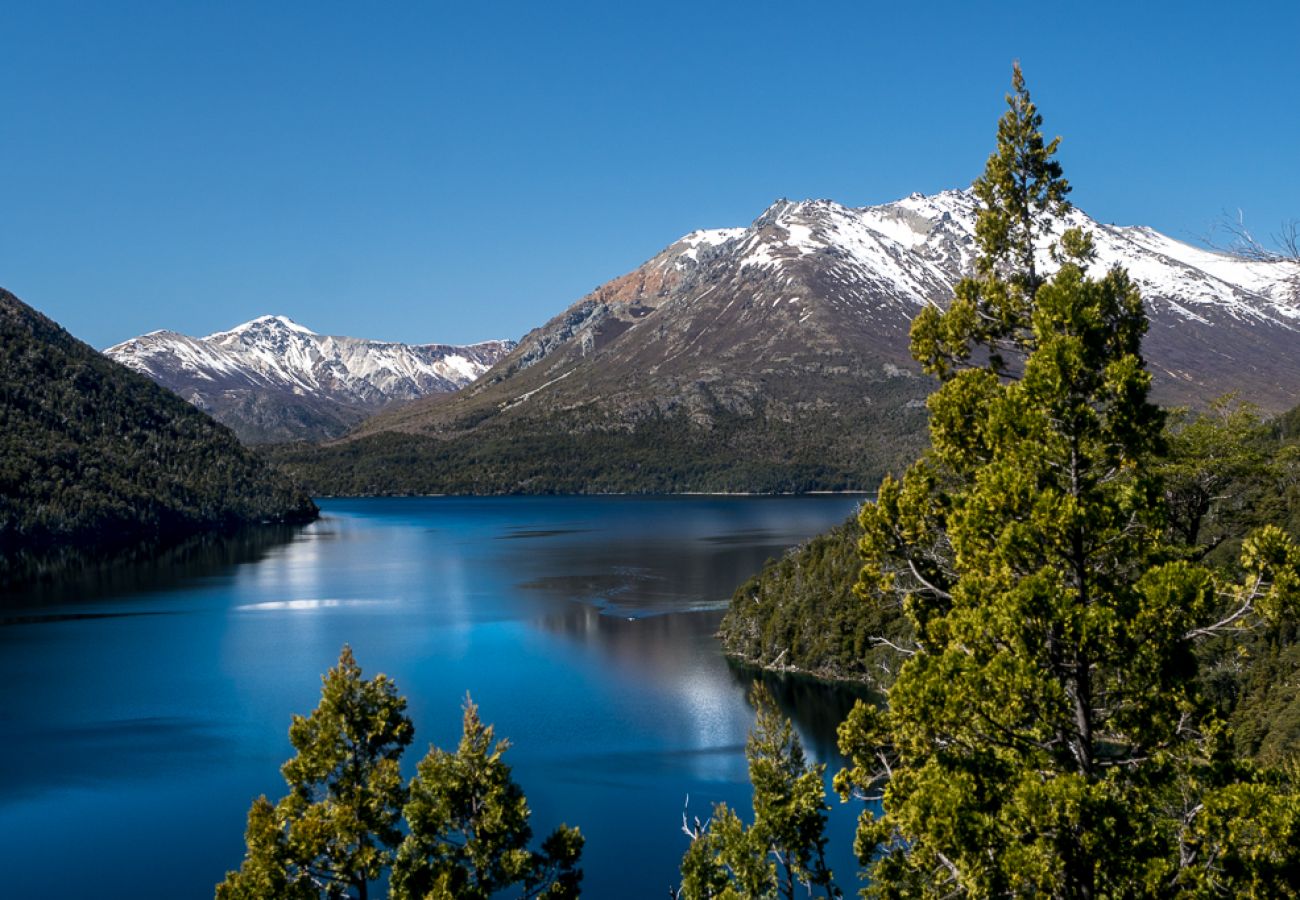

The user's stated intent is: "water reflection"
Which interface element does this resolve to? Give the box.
[235,598,392,612]
[527,604,878,771]
[733,663,882,763]
[0,496,869,899]
[2,523,309,610]
[503,498,858,617]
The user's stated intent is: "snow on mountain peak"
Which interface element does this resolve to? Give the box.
[671,227,747,265]
[255,314,315,334]
[105,317,518,442]
[204,314,317,341]
[701,188,1297,329]
[681,228,745,248]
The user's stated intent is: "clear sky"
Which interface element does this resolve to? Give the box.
[3,0,1296,349]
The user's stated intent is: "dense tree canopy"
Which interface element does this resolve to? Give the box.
[833,65,1300,897]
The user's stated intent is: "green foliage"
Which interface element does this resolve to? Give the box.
[972,63,1070,293]
[833,66,1300,897]
[1227,624,1300,764]
[721,399,1300,770]
[678,684,840,900]
[909,61,1073,381]
[218,652,581,900]
[0,289,316,585]
[218,646,415,900]
[719,517,911,687]
[1179,770,1300,897]
[264,388,930,497]
[390,696,583,900]
[1162,397,1272,557]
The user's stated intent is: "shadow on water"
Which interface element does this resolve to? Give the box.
[1,523,310,609]
[530,602,726,670]
[0,716,239,802]
[515,540,802,617]
[727,660,882,763]
[497,527,594,540]
[527,600,878,764]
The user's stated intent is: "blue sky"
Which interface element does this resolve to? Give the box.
[2,0,1296,349]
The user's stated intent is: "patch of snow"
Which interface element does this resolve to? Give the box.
[682,227,745,248]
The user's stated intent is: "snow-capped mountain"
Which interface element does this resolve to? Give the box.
[371,189,1298,431]
[740,189,1297,331]
[299,188,1299,494]
[105,316,515,443]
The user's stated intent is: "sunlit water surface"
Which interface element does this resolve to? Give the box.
[0,496,873,898]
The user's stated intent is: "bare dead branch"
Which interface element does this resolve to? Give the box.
[1207,210,1300,263]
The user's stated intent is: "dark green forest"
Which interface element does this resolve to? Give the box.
[0,289,317,586]
[263,397,930,496]
[720,402,1300,763]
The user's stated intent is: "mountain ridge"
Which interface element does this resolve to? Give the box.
[274,188,1299,495]
[358,188,1298,434]
[106,316,515,443]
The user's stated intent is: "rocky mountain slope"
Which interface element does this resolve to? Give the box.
[105,316,515,443]
[0,289,317,585]
[273,189,1300,495]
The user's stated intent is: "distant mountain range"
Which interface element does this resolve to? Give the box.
[0,289,316,585]
[269,188,1299,495]
[105,317,515,443]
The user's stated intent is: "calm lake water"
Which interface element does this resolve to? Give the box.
[0,496,872,898]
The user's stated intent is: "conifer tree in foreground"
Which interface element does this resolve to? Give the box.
[835,64,1300,897]
[390,696,584,900]
[218,646,415,900]
[678,683,840,899]
[217,652,582,899]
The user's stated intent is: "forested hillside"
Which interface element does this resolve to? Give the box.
[721,403,1300,759]
[0,289,317,585]
[265,392,928,496]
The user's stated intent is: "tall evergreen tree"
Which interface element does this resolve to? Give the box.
[217,646,414,900]
[678,683,840,900]
[390,696,583,900]
[835,65,1300,897]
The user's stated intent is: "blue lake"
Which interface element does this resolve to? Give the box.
[0,496,871,898]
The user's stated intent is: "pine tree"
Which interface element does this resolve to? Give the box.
[678,683,840,899]
[389,695,583,900]
[834,64,1300,897]
[217,646,414,900]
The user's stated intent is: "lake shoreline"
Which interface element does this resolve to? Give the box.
[1,495,867,898]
